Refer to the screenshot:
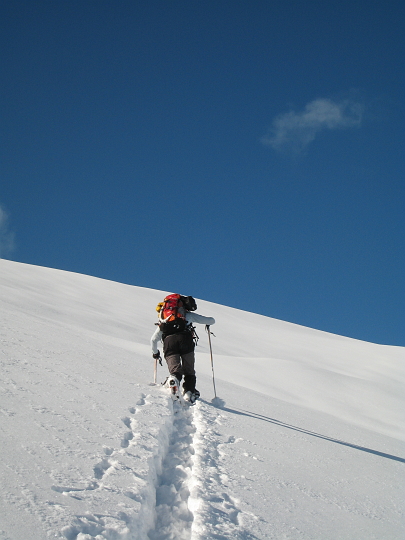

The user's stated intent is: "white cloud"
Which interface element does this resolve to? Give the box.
[0,205,16,257]
[262,98,364,153]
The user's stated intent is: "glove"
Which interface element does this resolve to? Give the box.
[153,351,162,365]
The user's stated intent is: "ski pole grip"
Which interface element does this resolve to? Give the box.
[206,325,216,337]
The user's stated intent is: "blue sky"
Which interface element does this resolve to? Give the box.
[1,0,404,346]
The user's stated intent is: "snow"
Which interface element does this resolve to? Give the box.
[0,259,404,540]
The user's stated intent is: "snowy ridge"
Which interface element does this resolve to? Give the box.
[1,259,404,540]
[189,402,258,540]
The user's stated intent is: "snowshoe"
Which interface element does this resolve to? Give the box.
[165,376,187,406]
[183,389,200,404]
[168,376,180,396]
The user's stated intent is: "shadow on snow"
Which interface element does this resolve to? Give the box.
[205,400,405,464]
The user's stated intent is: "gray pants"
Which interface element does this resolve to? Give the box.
[163,333,196,392]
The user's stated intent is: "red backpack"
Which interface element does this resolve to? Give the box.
[156,294,197,336]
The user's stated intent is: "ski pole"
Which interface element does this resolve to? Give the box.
[206,325,217,399]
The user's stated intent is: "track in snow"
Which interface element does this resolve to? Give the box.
[147,396,258,540]
[148,401,196,540]
[189,401,259,540]
[56,389,256,540]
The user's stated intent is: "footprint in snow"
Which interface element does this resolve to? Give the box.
[136,393,147,406]
[51,481,99,494]
[93,457,113,480]
[121,416,132,428]
[121,431,134,448]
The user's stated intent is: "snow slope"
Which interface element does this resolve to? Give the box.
[0,259,404,540]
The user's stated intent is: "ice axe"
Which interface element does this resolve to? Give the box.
[153,352,162,384]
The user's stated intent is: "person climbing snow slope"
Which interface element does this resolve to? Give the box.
[151,294,215,403]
